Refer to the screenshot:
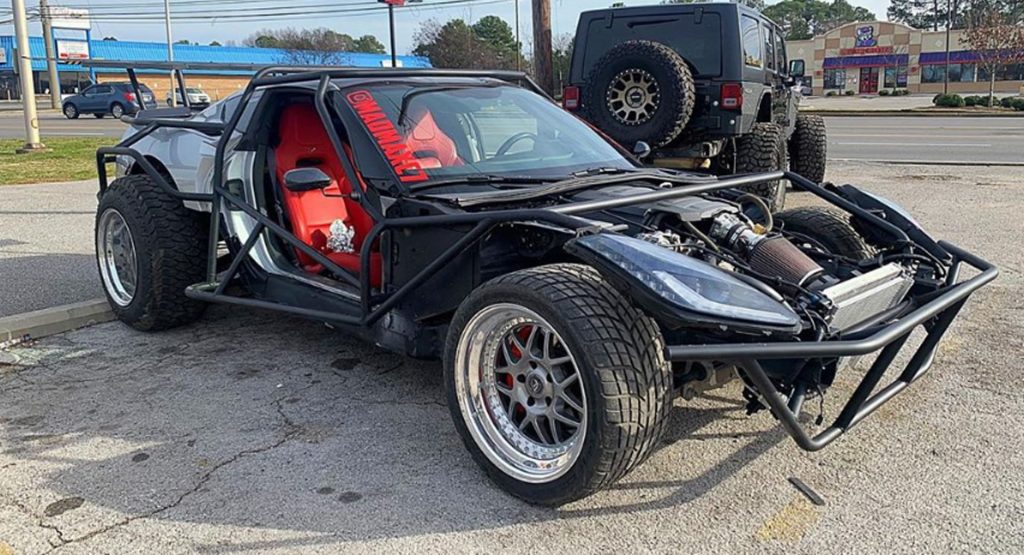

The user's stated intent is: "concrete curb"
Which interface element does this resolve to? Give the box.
[832,158,1024,167]
[803,109,1024,117]
[0,299,114,343]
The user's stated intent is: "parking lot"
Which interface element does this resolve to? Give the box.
[2,160,1022,554]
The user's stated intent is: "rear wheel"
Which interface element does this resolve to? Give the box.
[789,114,827,184]
[110,103,125,119]
[445,264,672,505]
[96,174,209,331]
[582,40,695,148]
[777,207,874,260]
[733,122,788,211]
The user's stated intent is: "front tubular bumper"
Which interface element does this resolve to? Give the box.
[666,241,997,451]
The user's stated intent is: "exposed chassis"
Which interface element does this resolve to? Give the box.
[94,64,997,453]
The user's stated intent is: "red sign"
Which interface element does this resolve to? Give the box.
[838,46,894,56]
[377,0,405,6]
[346,90,428,184]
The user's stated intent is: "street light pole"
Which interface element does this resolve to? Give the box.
[40,0,62,110]
[389,4,397,68]
[165,0,176,107]
[515,0,521,72]
[943,0,952,95]
[11,0,46,152]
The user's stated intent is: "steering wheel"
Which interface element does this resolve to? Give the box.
[495,132,538,157]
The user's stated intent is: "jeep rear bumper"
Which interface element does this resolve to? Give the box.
[665,241,997,451]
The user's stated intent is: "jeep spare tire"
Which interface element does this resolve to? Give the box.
[583,40,695,148]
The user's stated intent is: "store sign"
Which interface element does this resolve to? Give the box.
[839,45,894,56]
[377,0,406,5]
[56,40,90,61]
[0,48,6,65]
[46,6,92,30]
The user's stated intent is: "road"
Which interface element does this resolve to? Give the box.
[1,111,1022,164]
[1,161,1021,553]
[825,116,1024,164]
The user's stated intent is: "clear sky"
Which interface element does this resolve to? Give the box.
[1,0,892,55]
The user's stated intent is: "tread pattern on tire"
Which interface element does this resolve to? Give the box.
[98,174,209,331]
[583,40,696,148]
[446,263,672,505]
[789,114,827,184]
[776,206,874,260]
[733,122,788,211]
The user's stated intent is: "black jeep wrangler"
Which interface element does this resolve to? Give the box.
[564,2,825,210]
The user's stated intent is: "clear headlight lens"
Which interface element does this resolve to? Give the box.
[574,234,801,329]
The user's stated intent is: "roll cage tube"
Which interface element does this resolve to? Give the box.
[94,67,996,454]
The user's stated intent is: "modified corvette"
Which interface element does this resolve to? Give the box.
[90,62,995,505]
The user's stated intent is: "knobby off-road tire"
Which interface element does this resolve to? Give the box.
[445,264,673,505]
[788,114,827,184]
[777,206,874,260]
[583,40,695,148]
[734,122,788,211]
[95,174,209,331]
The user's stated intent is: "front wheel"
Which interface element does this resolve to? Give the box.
[788,114,827,184]
[63,104,79,119]
[732,122,789,211]
[445,264,672,505]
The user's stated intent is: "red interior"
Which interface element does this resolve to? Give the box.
[404,108,463,169]
[274,103,381,287]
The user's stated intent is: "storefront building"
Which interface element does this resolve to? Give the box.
[0,36,430,102]
[785,21,1024,95]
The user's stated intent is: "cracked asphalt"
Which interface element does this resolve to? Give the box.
[2,161,1023,554]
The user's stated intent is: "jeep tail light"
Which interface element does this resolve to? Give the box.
[563,86,580,110]
[123,92,136,103]
[720,83,743,110]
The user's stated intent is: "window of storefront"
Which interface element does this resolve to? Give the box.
[978,63,1024,82]
[741,15,762,68]
[923,63,978,83]
[824,68,846,89]
[883,64,909,88]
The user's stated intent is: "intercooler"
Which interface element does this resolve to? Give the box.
[821,263,914,332]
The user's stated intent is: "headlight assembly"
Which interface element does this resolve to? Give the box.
[567,233,802,333]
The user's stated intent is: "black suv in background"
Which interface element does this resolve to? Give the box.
[564,2,826,209]
[62,82,158,120]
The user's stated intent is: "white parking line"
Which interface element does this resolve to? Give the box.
[832,141,993,147]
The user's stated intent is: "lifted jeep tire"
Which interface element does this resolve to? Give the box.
[733,122,788,211]
[445,264,672,505]
[582,40,695,148]
[789,114,827,184]
[96,174,209,331]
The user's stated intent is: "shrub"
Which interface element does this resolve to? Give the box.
[934,93,965,108]
[826,90,838,97]
[1001,96,1016,108]
[964,95,981,107]
[879,88,890,96]
[898,89,910,96]
[844,89,855,96]
[933,93,943,104]
[1011,97,1024,111]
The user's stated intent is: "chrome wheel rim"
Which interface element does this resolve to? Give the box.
[111,105,124,118]
[606,68,660,125]
[454,303,588,484]
[97,208,138,307]
[64,105,76,118]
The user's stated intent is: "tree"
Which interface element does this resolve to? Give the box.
[209,41,222,47]
[352,35,386,54]
[764,0,875,40]
[245,28,356,64]
[413,18,513,69]
[552,33,574,93]
[102,36,118,41]
[964,4,1024,105]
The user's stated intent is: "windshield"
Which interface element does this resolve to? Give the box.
[340,84,635,186]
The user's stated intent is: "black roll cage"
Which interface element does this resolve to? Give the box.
[93,63,996,453]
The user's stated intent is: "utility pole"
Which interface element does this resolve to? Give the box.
[12,0,46,152]
[532,0,553,94]
[165,0,176,107]
[515,0,521,72]
[40,0,61,110]
[943,0,952,95]
[388,3,397,68]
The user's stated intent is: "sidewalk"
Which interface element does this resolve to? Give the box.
[800,93,1024,115]
[0,180,100,317]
